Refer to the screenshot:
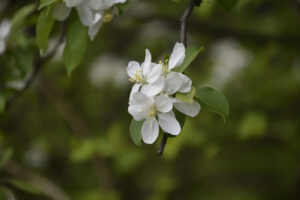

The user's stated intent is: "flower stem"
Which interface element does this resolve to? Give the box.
[157,133,168,156]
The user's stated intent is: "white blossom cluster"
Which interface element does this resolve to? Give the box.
[127,43,201,144]
[52,0,126,40]
[0,19,10,55]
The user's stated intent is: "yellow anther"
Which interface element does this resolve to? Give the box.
[103,12,113,23]
[147,105,157,118]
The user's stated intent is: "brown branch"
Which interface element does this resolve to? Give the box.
[158,0,202,156]
[5,21,67,110]
[4,161,70,200]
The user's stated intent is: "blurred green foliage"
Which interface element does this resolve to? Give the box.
[1,0,300,199]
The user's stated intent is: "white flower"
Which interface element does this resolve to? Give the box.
[52,0,126,40]
[128,92,181,144]
[162,42,201,117]
[0,19,11,55]
[160,42,192,94]
[127,49,164,98]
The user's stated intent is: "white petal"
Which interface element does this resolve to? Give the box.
[127,61,141,78]
[52,3,71,21]
[142,118,159,144]
[90,0,126,10]
[155,94,173,113]
[129,84,140,101]
[141,49,151,76]
[174,100,201,117]
[130,92,154,106]
[76,4,93,26]
[88,13,103,41]
[0,19,11,39]
[128,105,147,121]
[65,0,84,7]
[146,63,162,83]
[164,72,183,95]
[141,76,164,97]
[168,42,185,70]
[178,73,192,93]
[158,112,181,135]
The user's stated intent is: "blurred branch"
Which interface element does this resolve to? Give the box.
[158,0,202,156]
[38,78,116,193]
[5,21,67,110]
[4,161,70,200]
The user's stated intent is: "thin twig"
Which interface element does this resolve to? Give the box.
[158,0,202,156]
[5,21,67,110]
[157,133,168,156]
[180,0,197,46]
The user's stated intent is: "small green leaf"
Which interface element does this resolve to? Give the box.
[9,179,41,195]
[39,0,59,10]
[0,148,13,169]
[195,86,229,121]
[129,119,143,146]
[11,4,36,33]
[217,0,239,11]
[173,45,202,73]
[176,86,196,103]
[36,8,55,55]
[63,13,89,77]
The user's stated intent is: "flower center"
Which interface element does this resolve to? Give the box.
[129,70,147,84]
[160,59,169,75]
[103,11,113,23]
[147,105,157,118]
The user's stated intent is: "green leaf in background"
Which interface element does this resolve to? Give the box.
[173,45,203,73]
[0,148,13,169]
[39,0,59,10]
[0,187,16,200]
[129,119,143,146]
[36,8,55,55]
[217,0,239,11]
[63,13,89,77]
[174,110,186,128]
[195,86,229,121]
[14,48,34,76]
[11,3,36,34]
[9,179,41,195]
[176,86,196,103]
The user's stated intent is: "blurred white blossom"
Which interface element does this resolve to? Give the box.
[0,19,11,55]
[208,39,252,87]
[88,54,128,88]
[52,0,126,40]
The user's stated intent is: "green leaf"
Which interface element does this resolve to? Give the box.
[129,119,143,146]
[0,187,16,200]
[11,4,36,33]
[39,0,59,10]
[63,13,89,77]
[14,48,34,76]
[36,8,55,55]
[217,0,239,11]
[9,179,41,195]
[195,86,229,121]
[176,86,196,103]
[174,110,186,128]
[173,45,203,73]
[0,148,13,169]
